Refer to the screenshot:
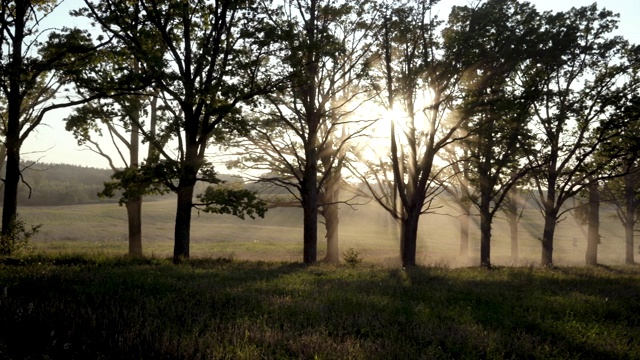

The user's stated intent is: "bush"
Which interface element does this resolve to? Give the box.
[0,214,41,256]
[342,248,362,266]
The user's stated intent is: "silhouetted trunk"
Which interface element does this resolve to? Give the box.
[174,182,195,263]
[477,111,496,268]
[0,145,6,194]
[541,170,558,266]
[302,187,318,264]
[479,190,492,267]
[2,110,22,253]
[541,208,557,266]
[297,0,320,264]
[173,143,199,263]
[625,172,636,264]
[1,3,25,254]
[127,99,142,257]
[585,181,600,265]
[1,145,20,255]
[401,209,420,267]
[126,196,143,257]
[302,137,319,264]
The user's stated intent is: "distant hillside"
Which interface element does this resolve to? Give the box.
[0,162,117,206]
[0,162,248,206]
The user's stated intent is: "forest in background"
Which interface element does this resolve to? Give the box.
[0,162,248,206]
[0,162,115,206]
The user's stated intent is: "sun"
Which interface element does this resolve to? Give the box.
[346,99,409,162]
[342,86,453,175]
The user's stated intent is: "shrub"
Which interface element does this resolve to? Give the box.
[0,214,41,256]
[342,248,362,266]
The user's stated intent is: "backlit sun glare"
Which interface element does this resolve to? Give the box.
[347,87,450,171]
[350,101,407,161]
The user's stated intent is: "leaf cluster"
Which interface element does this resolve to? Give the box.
[99,161,173,204]
[195,185,267,220]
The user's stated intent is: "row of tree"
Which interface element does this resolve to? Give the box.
[229,0,640,267]
[1,0,638,267]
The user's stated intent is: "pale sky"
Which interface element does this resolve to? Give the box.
[20,0,640,169]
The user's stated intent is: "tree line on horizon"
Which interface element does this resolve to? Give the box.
[2,162,117,206]
[1,0,639,267]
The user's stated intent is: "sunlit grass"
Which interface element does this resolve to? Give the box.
[0,256,638,359]
[12,195,633,265]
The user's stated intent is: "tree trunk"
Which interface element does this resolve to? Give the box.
[319,133,341,262]
[479,191,492,268]
[1,94,22,254]
[625,173,636,264]
[504,189,519,262]
[2,4,25,254]
[128,100,142,257]
[173,151,198,263]
[1,145,20,255]
[323,202,339,262]
[541,209,557,266]
[126,196,143,257]
[173,182,195,263]
[0,145,6,194]
[302,141,318,264]
[540,174,558,266]
[401,209,420,267]
[321,170,340,262]
[585,181,600,265]
[302,189,318,264]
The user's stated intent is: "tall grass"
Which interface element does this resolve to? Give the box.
[0,255,638,359]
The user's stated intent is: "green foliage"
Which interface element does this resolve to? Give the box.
[342,247,362,266]
[99,163,172,204]
[0,214,41,256]
[195,185,267,220]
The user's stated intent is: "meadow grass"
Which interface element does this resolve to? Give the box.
[15,197,635,266]
[0,254,638,359]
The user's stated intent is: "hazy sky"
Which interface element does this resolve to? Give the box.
[20,0,640,169]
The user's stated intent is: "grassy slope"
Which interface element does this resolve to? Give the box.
[0,257,638,359]
[16,197,632,265]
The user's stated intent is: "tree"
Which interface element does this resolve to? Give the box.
[351,1,486,267]
[438,147,475,260]
[81,0,280,262]
[229,0,377,264]
[585,179,600,265]
[500,182,531,262]
[600,89,640,264]
[64,7,175,258]
[527,5,633,266]
[66,92,169,257]
[0,0,103,254]
[604,170,640,264]
[448,0,550,267]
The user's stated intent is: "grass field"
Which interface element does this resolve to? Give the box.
[14,196,635,266]
[0,256,638,359]
[2,199,638,358]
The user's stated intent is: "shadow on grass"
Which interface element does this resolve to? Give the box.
[0,256,638,359]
